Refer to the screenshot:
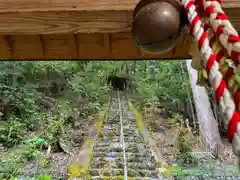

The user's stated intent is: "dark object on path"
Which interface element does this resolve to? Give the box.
[107,75,127,91]
[132,0,188,54]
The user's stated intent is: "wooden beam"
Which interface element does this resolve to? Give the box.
[10,35,44,59]
[0,11,132,35]
[0,0,238,60]
[0,0,239,34]
[0,0,239,11]
[0,0,137,12]
[0,36,11,59]
[0,32,191,60]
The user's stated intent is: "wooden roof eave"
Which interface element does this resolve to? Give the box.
[0,0,239,60]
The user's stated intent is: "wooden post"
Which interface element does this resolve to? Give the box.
[186,60,223,157]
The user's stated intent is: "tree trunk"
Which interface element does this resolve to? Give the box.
[185,60,223,157]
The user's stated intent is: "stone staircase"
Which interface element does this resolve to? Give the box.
[87,93,162,180]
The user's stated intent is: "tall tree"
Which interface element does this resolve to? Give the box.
[185,60,223,156]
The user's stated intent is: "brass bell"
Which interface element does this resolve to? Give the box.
[132,0,187,54]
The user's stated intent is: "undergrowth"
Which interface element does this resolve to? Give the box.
[0,61,212,179]
[0,62,112,178]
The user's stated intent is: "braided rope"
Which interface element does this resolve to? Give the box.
[200,0,240,114]
[182,0,240,158]
[201,0,240,66]
[203,21,240,103]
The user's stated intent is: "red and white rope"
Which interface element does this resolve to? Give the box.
[201,0,240,114]
[182,0,240,157]
[202,0,240,66]
[203,20,240,113]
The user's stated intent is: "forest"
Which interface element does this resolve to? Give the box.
[0,61,238,180]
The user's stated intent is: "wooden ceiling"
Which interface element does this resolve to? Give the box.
[0,0,239,60]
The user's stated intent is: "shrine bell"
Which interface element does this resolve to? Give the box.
[132,0,188,54]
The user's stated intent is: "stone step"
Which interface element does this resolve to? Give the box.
[91,158,156,168]
[88,176,159,180]
[95,143,119,147]
[93,155,123,160]
[126,156,153,162]
[97,137,120,142]
[93,152,151,158]
[94,150,140,155]
[124,140,143,144]
[91,156,154,164]
[86,95,160,180]
[94,147,122,152]
[91,161,123,169]
[88,168,159,177]
[94,147,139,154]
[96,138,142,144]
[127,162,157,170]
[97,144,139,149]
[89,168,124,176]
[91,160,155,169]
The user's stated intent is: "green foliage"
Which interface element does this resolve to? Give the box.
[43,113,65,147]
[0,151,26,178]
[0,120,26,147]
[174,121,198,168]
[0,61,115,178]
[171,165,204,176]
[23,137,48,159]
[24,137,48,147]
[68,63,110,112]
[0,60,191,178]
[0,61,111,149]
[0,137,48,178]
[37,176,52,180]
[126,61,189,107]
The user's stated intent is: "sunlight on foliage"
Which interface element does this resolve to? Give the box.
[0,61,207,179]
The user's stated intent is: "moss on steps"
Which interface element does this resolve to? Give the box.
[128,101,170,178]
[67,101,110,179]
